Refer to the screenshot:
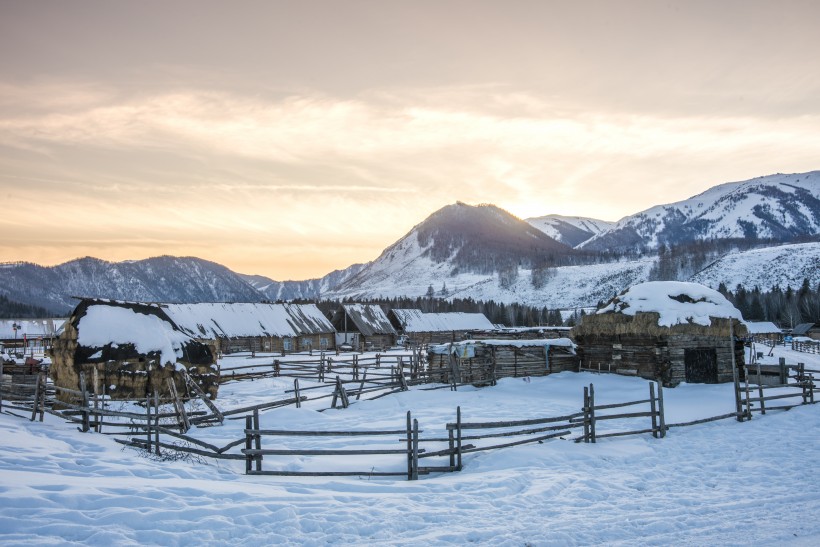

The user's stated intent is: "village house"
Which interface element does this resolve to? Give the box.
[572,281,747,387]
[0,318,65,359]
[388,309,495,345]
[331,304,396,350]
[162,302,335,355]
[791,322,820,341]
[49,299,218,402]
[427,338,578,384]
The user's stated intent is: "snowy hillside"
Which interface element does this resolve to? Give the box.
[690,241,820,291]
[2,344,820,545]
[526,215,614,247]
[581,171,820,252]
[325,241,820,309]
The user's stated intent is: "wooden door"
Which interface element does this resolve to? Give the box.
[684,348,718,383]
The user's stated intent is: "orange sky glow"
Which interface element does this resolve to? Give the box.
[2,1,820,279]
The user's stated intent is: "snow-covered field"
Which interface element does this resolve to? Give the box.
[2,345,820,545]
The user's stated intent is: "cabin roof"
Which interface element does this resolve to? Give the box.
[744,321,782,335]
[163,302,334,339]
[792,323,818,336]
[598,281,743,327]
[337,304,397,336]
[391,309,494,333]
[72,300,211,366]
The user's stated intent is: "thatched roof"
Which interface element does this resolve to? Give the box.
[576,281,747,337]
[68,299,213,366]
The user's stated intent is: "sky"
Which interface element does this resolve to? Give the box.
[1,0,819,280]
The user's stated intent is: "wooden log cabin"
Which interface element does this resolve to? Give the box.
[331,304,396,350]
[427,338,578,384]
[49,299,218,402]
[572,281,747,387]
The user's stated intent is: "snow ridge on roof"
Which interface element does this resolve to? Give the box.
[341,304,396,336]
[77,305,193,366]
[163,303,334,339]
[598,281,743,327]
[392,309,494,333]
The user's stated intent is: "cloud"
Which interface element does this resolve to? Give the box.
[1,82,819,277]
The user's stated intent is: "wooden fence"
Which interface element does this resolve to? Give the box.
[791,340,820,354]
[737,361,818,420]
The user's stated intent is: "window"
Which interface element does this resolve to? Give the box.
[320,337,328,349]
[283,337,292,352]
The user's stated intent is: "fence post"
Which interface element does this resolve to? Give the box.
[294,378,301,408]
[412,418,420,481]
[657,383,666,438]
[448,425,455,469]
[153,388,161,456]
[588,384,596,443]
[253,408,262,472]
[406,411,412,480]
[30,367,43,422]
[583,386,590,443]
[649,382,658,438]
[456,405,463,471]
[779,357,787,384]
[79,372,90,432]
[146,395,152,449]
[274,359,280,377]
[245,415,253,474]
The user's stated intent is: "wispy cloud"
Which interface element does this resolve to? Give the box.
[2,83,819,277]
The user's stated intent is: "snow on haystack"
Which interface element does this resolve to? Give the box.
[78,305,193,366]
[598,281,743,327]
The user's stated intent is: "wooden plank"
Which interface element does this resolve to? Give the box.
[460,430,570,454]
[242,448,418,456]
[245,428,409,436]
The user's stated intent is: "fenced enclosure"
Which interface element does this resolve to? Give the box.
[4,343,819,483]
[737,360,818,420]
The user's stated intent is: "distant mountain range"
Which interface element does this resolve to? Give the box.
[579,171,820,252]
[525,215,614,247]
[1,171,818,315]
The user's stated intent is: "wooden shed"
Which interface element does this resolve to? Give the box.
[331,304,396,350]
[427,338,577,384]
[163,302,336,355]
[792,323,820,341]
[49,299,218,402]
[388,309,495,345]
[573,281,747,387]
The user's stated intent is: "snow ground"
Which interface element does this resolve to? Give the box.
[1,345,820,546]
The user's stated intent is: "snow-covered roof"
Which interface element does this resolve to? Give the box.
[338,304,396,336]
[598,281,743,327]
[0,318,66,340]
[744,321,782,335]
[792,323,818,336]
[163,302,334,339]
[429,338,575,355]
[391,309,495,333]
[76,303,200,366]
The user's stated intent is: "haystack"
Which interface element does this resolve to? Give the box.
[573,281,747,386]
[50,299,218,403]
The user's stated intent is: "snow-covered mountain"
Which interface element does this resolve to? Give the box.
[525,215,614,248]
[581,172,820,252]
[240,263,367,302]
[0,256,265,315]
[323,202,573,299]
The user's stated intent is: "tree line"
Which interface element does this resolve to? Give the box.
[717,278,820,328]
